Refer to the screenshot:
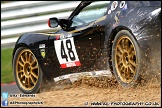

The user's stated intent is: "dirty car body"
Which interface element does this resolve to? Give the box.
[12,1,161,93]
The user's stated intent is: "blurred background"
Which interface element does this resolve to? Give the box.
[1,1,81,84]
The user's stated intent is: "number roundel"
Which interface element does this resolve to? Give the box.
[54,37,81,68]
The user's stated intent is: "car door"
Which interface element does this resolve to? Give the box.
[48,1,110,75]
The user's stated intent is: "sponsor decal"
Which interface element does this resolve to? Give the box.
[39,44,46,58]
[59,76,64,80]
[122,3,127,10]
[54,70,112,82]
[120,1,126,9]
[111,1,118,11]
[56,36,60,40]
[60,33,72,40]
[91,71,96,75]
[112,11,121,28]
[39,44,45,48]
[108,9,111,14]
[41,52,45,58]
[69,74,79,78]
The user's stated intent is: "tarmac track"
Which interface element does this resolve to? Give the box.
[1,82,21,94]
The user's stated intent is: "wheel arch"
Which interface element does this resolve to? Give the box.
[12,43,52,85]
[12,43,29,65]
[107,26,134,72]
[12,44,46,75]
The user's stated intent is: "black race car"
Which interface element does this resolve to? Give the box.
[12,1,161,94]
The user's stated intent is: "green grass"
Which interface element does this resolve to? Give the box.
[1,48,14,83]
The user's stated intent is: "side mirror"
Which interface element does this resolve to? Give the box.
[48,17,59,28]
[48,17,72,31]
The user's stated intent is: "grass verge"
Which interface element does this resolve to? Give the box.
[1,48,14,83]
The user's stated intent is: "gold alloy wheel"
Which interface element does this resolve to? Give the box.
[16,49,39,90]
[115,36,137,83]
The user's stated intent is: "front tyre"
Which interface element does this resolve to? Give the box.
[112,30,142,87]
[13,47,43,94]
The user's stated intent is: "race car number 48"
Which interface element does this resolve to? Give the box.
[54,37,81,68]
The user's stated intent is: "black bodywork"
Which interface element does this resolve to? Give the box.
[13,1,161,81]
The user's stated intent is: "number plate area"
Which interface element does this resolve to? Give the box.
[54,37,81,68]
